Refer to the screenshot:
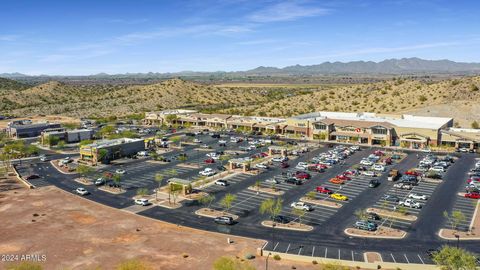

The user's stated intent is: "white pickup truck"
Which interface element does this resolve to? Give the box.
[398,198,422,209]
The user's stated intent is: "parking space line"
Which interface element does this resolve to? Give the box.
[324,248,328,258]
[351,251,354,262]
[404,254,410,264]
[298,247,302,255]
[338,249,341,259]
[273,242,279,251]
[286,243,291,253]
[417,254,425,264]
[312,246,315,257]
[390,253,396,263]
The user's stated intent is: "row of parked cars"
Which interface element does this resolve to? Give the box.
[465,160,480,199]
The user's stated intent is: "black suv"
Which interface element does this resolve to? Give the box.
[273,215,290,224]
[211,134,221,138]
[285,177,302,185]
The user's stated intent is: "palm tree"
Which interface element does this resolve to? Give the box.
[292,208,306,225]
[220,193,237,214]
[136,188,148,198]
[154,173,163,201]
[259,198,283,222]
[199,194,215,209]
[166,169,178,203]
[112,173,121,189]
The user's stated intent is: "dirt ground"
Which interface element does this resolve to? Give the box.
[0,182,320,270]
[440,201,480,239]
[0,115,80,129]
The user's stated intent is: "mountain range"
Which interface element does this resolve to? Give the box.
[2,58,480,79]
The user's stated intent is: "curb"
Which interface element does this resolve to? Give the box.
[344,228,407,239]
[11,166,35,189]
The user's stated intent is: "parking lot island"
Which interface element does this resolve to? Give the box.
[195,208,239,220]
[366,207,418,221]
[261,220,314,232]
[439,201,480,240]
[345,226,407,239]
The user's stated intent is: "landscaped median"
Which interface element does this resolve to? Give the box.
[439,201,480,240]
[261,220,313,232]
[247,186,284,196]
[366,207,418,221]
[299,197,342,209]
[344,226,407,239]
[74,177,93,186]
[98,185,126,195]
[195,208,239,220]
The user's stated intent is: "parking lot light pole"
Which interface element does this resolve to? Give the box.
[455,234,460,248]
[265,252,271,270]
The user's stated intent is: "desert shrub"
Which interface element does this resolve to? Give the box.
[273,254,281,261]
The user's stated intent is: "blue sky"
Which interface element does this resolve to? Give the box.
[1,0,479,75]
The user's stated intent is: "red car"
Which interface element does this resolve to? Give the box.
[336,175,351,181]
[205,158,215,164]
[280,162,289,168]
[374,150,385,156]
[260,152,268,157]
[316,186,332,194]
[295,171,311,179]
[308,166,324,173]
[405,171,421,177]
[383,157,392,165]
[465,192,480,199]
[467,177,480,184]
[344,169,357,175]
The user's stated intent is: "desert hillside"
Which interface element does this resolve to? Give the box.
[218,76,480,127]
[0,78,310,118]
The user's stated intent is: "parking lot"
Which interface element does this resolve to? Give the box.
[24,130,480,265]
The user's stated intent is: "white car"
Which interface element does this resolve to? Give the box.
[265,178,280,184]
[135,198,150,206]
[219,140,227,144]
[115,169,126,174]
[295,162,308,170]
[360,159,374,166]
[408,193,428,200]
[206,152,218,158]
[214,179,228,186]
[199,168,216,176]
[362,170,376,177]
[40,156,48,162]
[75,187,89,196]
[272,156,288,162]
[193,138,202,143]
[371,164,385,172]
[255,163,269,169]
[290,202,313,211]
[429,166,445,173]
[398,199,422,209]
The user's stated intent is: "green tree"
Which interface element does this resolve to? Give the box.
[444,210,466,232]
[170,135,182,146]
[432,245,477,270]
[57,140,66,149]
[76,164,94,178]
[306,191,316,200]
[178,154,188,163]
[254,180,261,192]
[320,262,349,270]
[154,173,163,201]
[116,258,152,270]
[99,125,116,138]
[165,114,178,124]
[354,209,368,221]
[259,198,283,221]
[220,193,237,213]
[97,149,109,164]
[6,262,43,270]
[212,256,255,270]
[199,194,215,209]
[169,182,183,204]
[471,121,479,129]
[291,207,306,225]
[397,205,408,216]
[136,188,149,197]
[79,139,93,146]
[112,173,122,189]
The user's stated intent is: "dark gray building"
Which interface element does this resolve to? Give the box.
[7,122,62,138]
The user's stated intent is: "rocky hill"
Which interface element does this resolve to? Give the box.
[218,76,480,127]
[0,78,306,118]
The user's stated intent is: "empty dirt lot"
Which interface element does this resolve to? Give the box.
[0,181,319,270]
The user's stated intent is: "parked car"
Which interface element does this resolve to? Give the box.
[382,194,400,202]
[394,182,413,190]
[255,163,269,169]
[316,186,333,194]
[399,199,422,209]
[115,169,126,175]
[94,178,106,186]
[280,162,289,168]
[193,138,202,143]
[135,198,150,206]
[25,174,40,180]
[368,179,380,188]
[273,215,290,224]
[330,193,348,201]
[388,169,400,181]
[290,202,313,211]
[295,171,311,180]
[214,216,234,225]
[354,220,377,231]
[336,174,351,181]
[214,179,228,186]
[285,178,302,185]
[362,171,377,177]
[75,187,89,196]
[205,158,215,164]
[265,178,280,184]
[408,193,428,200]
[366,212,381,221]
[465,192,480,199]
[199,168,216,176]
[272,156,288,162]
[329,178,345,184]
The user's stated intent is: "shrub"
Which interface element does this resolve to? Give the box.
[244,253,255,260]
[418,95,427,102]
[273,254,281,261]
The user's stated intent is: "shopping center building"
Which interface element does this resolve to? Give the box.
[144,110,480,150]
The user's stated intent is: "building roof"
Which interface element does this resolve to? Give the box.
[82,138,143,149]
[294,111,452,130]
[10,122,60,130]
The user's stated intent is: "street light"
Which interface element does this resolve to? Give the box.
[265,252,272,270]
[455,234,460,248]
